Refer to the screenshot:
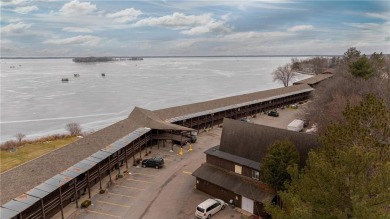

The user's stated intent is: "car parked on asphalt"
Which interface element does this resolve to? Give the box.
[239,117,251,123]
[195,198,226,219]
[185,134,197,143]
[141,157,164,169]
[172,139,188,146]
[268,110,279,117]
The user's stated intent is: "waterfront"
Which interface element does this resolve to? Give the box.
[1,57,311,142]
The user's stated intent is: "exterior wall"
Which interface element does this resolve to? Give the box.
[242,165,257,179]
[195,178,269,218]
[206,155,260,180]
[206,155,234,172]
[195,178,241,208]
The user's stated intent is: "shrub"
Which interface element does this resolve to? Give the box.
[15,133,26,146]
[135,157,142,164]
[99,189,106,194]
[0,140,17,151]
[81,200,91,208]
[65,123,82,136]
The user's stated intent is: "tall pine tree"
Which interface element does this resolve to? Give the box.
[266,94,390,219]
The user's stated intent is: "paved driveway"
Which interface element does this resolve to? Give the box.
[63,107,301,219]
[66,128,242,219]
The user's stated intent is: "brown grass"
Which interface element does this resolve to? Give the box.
[0,136,79,173]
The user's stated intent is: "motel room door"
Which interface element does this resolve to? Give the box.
[241,196,254,214]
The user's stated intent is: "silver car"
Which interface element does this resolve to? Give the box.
[195,198,226,219]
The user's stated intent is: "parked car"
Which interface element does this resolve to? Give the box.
[287,119,304,132]
[141,157,164,169]
[185,134,197,143]
[239,117,251,123]
[195,198,226,219]
[268,110,279,117]
[172,139,188,146]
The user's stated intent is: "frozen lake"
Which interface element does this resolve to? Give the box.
[1,57,311,142]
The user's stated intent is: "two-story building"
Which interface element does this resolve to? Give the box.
[192,118,321,218]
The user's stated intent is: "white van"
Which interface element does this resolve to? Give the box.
[195,198,226,219]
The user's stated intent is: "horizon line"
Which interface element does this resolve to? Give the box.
[0,54,344,59]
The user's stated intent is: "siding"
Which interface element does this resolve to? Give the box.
[195,178,241,208]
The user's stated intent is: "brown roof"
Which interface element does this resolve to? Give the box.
[322,68,335,74]
[0,84,314,205]
[155,84,314,119]
[192,163,276,203]
[127,107,194,131]
[0,117,140,205]
[219,118,320,166]
[293,74,333,86]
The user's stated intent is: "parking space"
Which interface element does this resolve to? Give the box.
[66,107,303,219]
[67,129,226,219]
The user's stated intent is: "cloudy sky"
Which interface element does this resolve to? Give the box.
[1,0,389,57]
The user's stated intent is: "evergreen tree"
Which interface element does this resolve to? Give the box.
[260,140,300,190]
[266,94,390,219]
[344,47,361,63]
[349,56,374,79]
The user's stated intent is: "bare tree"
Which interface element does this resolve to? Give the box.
[15,133,26,146]
[272,64,297,87]
[65,123,82,136]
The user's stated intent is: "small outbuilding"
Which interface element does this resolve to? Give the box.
[193,118,321,217]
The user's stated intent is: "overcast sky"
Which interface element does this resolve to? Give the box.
[1,0,389,57]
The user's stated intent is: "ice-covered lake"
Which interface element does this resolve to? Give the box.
[1,57,311,142]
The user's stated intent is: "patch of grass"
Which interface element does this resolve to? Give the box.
[0,136,79,173]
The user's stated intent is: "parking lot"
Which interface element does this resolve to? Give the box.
[63,127,242,219]
[62,107,303,219]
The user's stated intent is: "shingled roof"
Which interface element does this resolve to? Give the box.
[219,118,321,166]
[293,74,333,86]
[0,116,140,205]
[0,84,314,205]
[154,84,313,119]
[128,107,194,131]
[192,163,276,203]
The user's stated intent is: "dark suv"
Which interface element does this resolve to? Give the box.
[141,157,164,169]
[268,110,279,117]
[186,134,197,143]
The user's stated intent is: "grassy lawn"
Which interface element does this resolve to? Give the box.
[0,136,79,173]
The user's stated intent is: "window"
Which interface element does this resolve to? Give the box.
[197,207,204,213]
[252,170,260,180]
[235,165,242,174]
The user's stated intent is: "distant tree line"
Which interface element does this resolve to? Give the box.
[72,56,114,63]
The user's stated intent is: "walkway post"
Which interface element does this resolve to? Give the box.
[59,186,64,219]
[139,138,142,159]
[73,179,78,208]
[98,163,102,190]
[125,147,128,169]
[87,172,91,198]
[108,156,112,183]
